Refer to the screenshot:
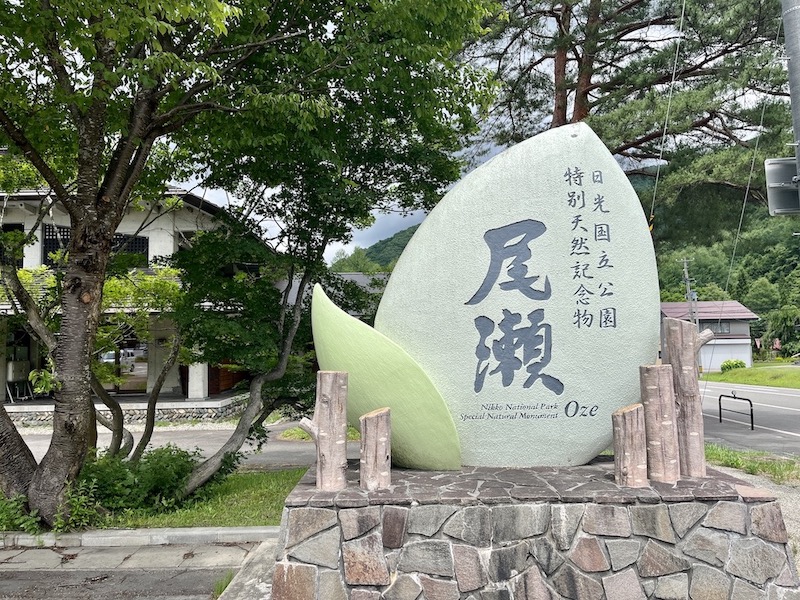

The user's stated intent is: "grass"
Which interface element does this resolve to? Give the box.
[279,426,361,442]
[701,362,800,390]
[705,443,800,484]
[212,570,235,599]
[106,468,307,529]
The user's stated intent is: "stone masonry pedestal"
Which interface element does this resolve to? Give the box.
[271,458,799,599]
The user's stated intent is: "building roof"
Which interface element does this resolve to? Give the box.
[660,301,759,321]
[6,187,223,218]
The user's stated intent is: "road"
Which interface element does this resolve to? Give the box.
[700,380,800,456]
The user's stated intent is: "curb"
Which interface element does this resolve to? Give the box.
[1,526,280,548]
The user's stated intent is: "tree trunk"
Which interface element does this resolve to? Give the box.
[612,403,648,488]
[94,409,134,458]
[640,364,680,484]
[572,0,601,122]
[550,2,572,128]
[181,374,268,497]
[0,405,37,498]
[27,238,109,524]
[90,375,127,457]
[299,371,348,492]
[662,317,711,478]
[359,408,391,491]
[130,334,182,463]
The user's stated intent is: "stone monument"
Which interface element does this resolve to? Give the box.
[264,124,799,600]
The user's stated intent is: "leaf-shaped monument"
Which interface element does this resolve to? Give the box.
[374,123,661,467]
[311,284,461,470]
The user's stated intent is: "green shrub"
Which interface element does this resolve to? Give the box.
[79,444,201,512]
[0,494,41,534]
[720,359,746,372]
[52,479,103,532]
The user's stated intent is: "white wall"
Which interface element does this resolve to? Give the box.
[699,339,753,372]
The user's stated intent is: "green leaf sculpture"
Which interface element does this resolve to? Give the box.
[311,284,461,470]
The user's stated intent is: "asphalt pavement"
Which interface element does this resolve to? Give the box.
[700,380,800,456]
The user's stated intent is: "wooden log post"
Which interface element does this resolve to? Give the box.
[662,317,715,478]
[359,408,391,491]
[612,403,649,488]
[299,371,349,492]
[640,364,681,484]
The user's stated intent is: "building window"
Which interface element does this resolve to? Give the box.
[704,321,731,335]
[42,225,149,266]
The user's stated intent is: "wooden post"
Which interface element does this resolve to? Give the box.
[640,364,681,484]
[612,403,649,488]
[662,317,714,478]
[299,371,349,491]
[359,408,391,491]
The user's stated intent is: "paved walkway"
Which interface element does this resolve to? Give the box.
[0,528,279,600]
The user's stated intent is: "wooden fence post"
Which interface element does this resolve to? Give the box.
[299,371,349,491]
[640,364,681,484]
[359,407,391,491]
[662,317,714,478]
[612,403,649,488]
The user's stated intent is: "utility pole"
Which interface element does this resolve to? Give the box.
[680,258,698,328]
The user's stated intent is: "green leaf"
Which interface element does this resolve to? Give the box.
[311,284,460,470]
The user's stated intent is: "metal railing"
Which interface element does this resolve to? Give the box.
[718,392,754,431]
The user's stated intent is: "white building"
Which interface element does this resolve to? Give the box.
[0,188,239,402]
[660,301,759,372]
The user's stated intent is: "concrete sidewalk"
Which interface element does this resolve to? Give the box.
[0,527,280,600]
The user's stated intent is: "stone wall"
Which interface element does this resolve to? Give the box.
[6,395,247,426]
[271,460,800,599]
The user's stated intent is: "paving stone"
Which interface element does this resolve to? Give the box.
[582,504,631,537]
[488,541,530,582]
[570,536,610,572]
[668,502,708,538]
[636,540,690,577]
[492,504,550,542]
[288,527,341,569]
[689,564,732,600]
[768,586,800,600]
[382,574,423,600]
[750,503,789,544]
[479,590,512,600]
[606,539,641,571]
[271,562,318,600]
[454,544,488,592]
[704,501,747,535]
[342,532,390,586]
[602,567,646,600]
[642,579,656,597]
[681,526,730,567]
[776,562,800,587]
[551,504,585,550]
[512,567,554,600]
[443,506,492,547]
[407,505,458,536]
[727,537,787,585]
[383,506,409,549]
[339,506,381,541]
[654,573,688,600]
[630,504,676,544]
[736,485,777,503]
[420,575,460,600]
[286,507,337,547]
[731,578,768,600]
[551,564,604,599]
[318,569,347,600]
[350,591,381,600]
[530,536,566,575]
[398,540,454,577]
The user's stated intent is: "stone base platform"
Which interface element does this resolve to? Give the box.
[272,458,800,599]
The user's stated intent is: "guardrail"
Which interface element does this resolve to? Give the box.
[718,392,754,431]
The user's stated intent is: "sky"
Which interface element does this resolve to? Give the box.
[177,182,428,264]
